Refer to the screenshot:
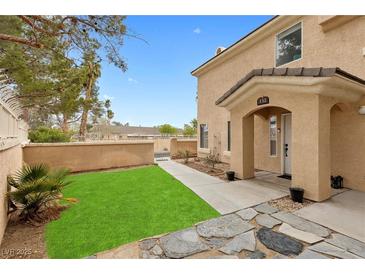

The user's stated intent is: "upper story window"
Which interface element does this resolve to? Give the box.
[276,22,302,67]
[200,124,208,148]
[269,116,277,156]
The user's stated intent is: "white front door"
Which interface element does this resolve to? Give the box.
[283,113,292,175]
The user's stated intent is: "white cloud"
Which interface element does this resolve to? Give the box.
[128,77,138,84]
[193,27,201,34]
[102,94,114,101]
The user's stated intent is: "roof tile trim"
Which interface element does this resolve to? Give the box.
[215,67,365,105]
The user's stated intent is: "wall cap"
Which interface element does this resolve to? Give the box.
[23,140,154,148]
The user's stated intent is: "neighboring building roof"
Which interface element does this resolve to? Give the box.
[90,124,183,136]
[191,16,279,76]
[216,67,365,105]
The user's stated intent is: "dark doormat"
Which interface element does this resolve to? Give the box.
[278,174,292,180]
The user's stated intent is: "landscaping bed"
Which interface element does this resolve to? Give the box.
[175,158,230,181]
[0,220,47,259]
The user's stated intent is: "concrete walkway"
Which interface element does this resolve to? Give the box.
[158,160,288,214]
[295,190,365,243]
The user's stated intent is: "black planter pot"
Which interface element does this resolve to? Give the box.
[289,187,304,203]
[226,171,235,181]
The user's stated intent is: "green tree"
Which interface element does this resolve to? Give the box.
[190,118,197,131]
[158,124,177,136]
[78,51,102,140]
[28,127,72,143]
[0,16,132,134]
[182,119,197,136]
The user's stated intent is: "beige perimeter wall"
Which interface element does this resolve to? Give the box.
[170,138,198,158]
[0,144,23,244]
[23,141,155,172]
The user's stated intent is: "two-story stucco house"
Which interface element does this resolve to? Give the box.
[192,16,365,202]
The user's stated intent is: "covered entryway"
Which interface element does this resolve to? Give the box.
[216,67,365,201]
[242,105,293,187]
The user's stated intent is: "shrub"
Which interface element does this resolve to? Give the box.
[178,150,192,164]
[204,152,220,170]
[28,127,72,143]
[7,163,71,223]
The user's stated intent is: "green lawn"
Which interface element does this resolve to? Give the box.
[45,165,219,258]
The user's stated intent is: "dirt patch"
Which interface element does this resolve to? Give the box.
[175,158,230,181]
[0,220,47,259]
[0,205,68,259]
[268,195,314,212]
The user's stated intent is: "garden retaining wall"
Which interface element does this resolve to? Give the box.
[23,141,155,173]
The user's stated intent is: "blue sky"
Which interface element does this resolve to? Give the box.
[98,16,273,128]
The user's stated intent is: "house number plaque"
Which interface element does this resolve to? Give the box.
[257,96,269,106]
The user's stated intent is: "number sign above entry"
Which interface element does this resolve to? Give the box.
[257,96,269,106]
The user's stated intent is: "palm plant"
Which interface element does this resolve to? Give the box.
[7,164,71,222]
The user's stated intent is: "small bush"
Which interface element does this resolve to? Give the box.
[178,150,192,164]
[7,163,71,223]
[29,127,72,143]
[204,152,220,170]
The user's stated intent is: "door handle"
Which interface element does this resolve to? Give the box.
[285,144,288,157]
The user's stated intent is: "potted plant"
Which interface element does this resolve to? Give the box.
[226,171,235,181]
[289,187,304,203]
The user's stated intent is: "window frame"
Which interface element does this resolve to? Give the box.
[269,115,277,157]
[199,123,208,149]
[227,121,231,151]
[275,21,303,68]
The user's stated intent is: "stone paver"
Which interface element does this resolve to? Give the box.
[159,228,209,258]
[296,249,329,259]
[248,250,266,259]
[150,245,164,256]
[219,230,256,254]
[272,212,330,237]
[325,233,365,258]
[197,214,254,238]
[257,227,303,256]
[202,237,228,249]
[254,203,278,214]
[308,242,361,259]
[278,223,323,244]
[256,214,282,228]
[139,238,157,250]
[236,208,258,221]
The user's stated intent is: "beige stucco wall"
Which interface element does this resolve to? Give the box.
[0,144,23,244]
[153,138,171,152]
[23,141,155,173]
[195,15,365,195]
[170,138,197,158]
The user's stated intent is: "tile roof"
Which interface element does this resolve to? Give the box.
[216,67,365,105]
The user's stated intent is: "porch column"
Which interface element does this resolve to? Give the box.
[230,112,254,179]
[291,95,332,201]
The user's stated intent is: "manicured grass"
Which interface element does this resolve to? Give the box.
[45,165,219,258]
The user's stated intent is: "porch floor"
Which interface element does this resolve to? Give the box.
[295,190,365,243]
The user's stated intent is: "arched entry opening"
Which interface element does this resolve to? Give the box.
[330,102,360,192]
[240,106,293,188]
